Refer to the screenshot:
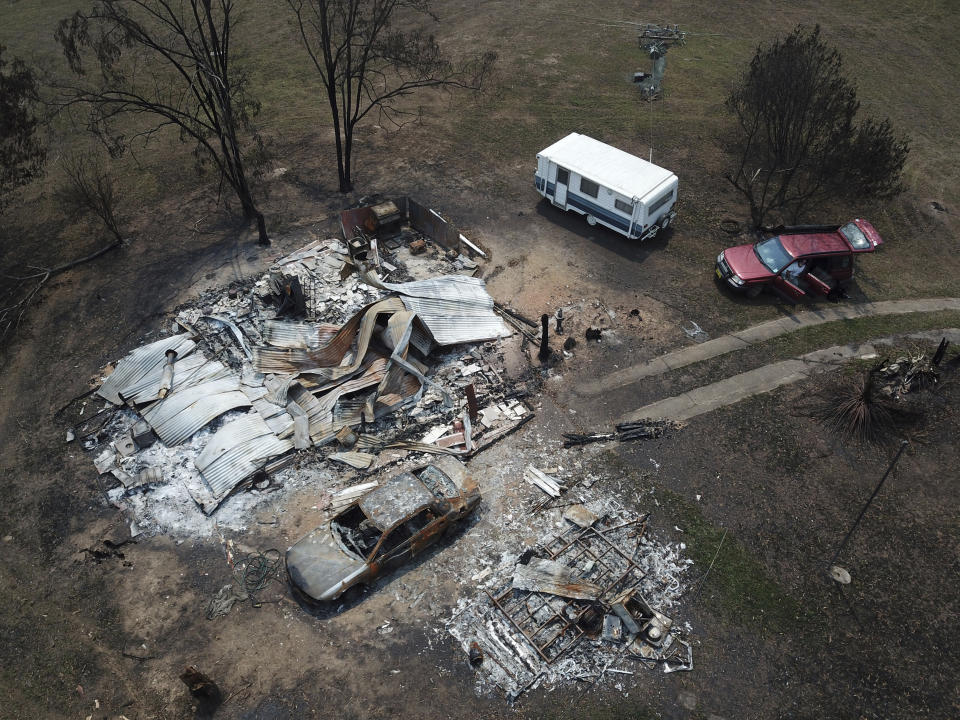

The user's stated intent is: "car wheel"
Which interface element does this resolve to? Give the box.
[745,285,762,298]
[340,583,365,604]
[586,214,597,226]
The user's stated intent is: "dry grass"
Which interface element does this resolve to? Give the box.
[3,0,960,310]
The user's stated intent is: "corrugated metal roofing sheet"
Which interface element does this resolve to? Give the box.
[399,296,512,344]
[262,320,339,349]
[286,360,389,446]
[98,334,196,404]
[361,273,511,345]
[120,355,228,405]
[195,412,293,505]
[329,451,375,469]
[141,375,250,446]
[250,397,294,438]
[252,298,405,375]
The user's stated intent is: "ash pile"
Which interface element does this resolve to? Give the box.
[74,230,531,536]
[447,490,693,701]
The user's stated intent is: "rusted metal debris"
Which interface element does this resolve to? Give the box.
[285,458,480,603]
[448,506,692,701]
[512,558,603,601]
[562,504,598,529]
[84,232,532,530]
[563,419,681,448]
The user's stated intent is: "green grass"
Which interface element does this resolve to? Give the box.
[767,310,960,359]
[443,0,960,312]
[598,452,810,636]
[653,487,810,634]
[3,1,960,300]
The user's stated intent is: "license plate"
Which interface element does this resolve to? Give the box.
[715,267,723,279]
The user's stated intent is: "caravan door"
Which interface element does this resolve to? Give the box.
[627,198,643,238]
[553,167,569,207]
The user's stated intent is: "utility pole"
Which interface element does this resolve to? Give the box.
[635,24,686,100]
[829,440,909,580]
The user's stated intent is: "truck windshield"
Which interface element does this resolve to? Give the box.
[754,236,794,273]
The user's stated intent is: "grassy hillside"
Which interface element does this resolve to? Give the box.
[2,0,958,297]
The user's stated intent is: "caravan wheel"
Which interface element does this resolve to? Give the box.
[586,215,597,226]
[659,215,672,231]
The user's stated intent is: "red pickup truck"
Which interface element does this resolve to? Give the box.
[715,219,884,300]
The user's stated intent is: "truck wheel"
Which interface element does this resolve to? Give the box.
[586,214,597,226]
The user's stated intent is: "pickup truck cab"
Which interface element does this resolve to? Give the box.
[715,219,884,300]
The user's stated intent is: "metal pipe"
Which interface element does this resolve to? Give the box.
[157,349,178,398]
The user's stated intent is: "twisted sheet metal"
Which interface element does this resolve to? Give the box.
[251,298,405,375]
[250,397,294,438]
[98,334,196,404]
[194,412,293,511]
[360,272,511,345]
[287,360,388,445]
[200,315,254,361]
[262,320,339,349]
[141,375,250,446]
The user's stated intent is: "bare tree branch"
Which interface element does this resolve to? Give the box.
[54,0,271,244]
[287,0,495,192]
[0,239,122,346]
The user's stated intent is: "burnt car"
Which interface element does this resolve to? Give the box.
[285,457,480,603]
[715,219,883,300]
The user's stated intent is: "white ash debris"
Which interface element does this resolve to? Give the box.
[436,447,694,700]
[83,234,526,540]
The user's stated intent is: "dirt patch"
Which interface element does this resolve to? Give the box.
[2,1,960,717]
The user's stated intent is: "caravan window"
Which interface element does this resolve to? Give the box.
[614,199,632,214]
[579,177,599,198]
[648,190,674,214]
[556,167,569,185]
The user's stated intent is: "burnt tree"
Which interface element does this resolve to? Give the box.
[726,25,908,227]
[1,152,125,345]
[0,46,46,214]
[287,0,495,192]
[57,152,125,243]
[55,0,270,244]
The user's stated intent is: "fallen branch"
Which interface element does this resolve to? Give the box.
[1,238,121,344]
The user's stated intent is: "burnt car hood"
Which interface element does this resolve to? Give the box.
[286,525,367,602]
[429,455,481,510]
[724,244,773,281]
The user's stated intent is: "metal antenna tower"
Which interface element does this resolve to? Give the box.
[635,24,686,100]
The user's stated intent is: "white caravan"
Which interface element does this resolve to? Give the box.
[535,133,678,241]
